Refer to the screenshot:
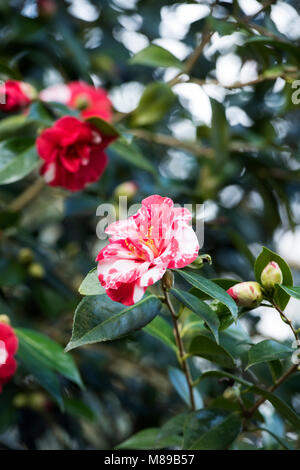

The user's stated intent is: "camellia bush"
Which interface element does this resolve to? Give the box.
[0,0,300,451]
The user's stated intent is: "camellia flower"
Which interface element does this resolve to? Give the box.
[0,80,35,112]
[40,81,112,121]
[36,116,115,191]
[227,281,263,308]
[96,195,200,306]
[0,322,18,393]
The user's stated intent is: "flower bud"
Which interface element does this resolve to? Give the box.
[260,261,283,291]
[28,263,45,279]
[113,181,138,201]
[223,387,238,401]
[0,314,10,325]
[227,281,263,308]
[190,254,212,269]
[18,248,34,264]
[161,270,174,291]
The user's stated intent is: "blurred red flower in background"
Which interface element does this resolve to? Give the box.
[40,81,112,121]
[36,116,116,191]
[0,80,34,112]
[0,323,18,393]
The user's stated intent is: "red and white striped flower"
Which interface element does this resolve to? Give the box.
[96,195,200,306]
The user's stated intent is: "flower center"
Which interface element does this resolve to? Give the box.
[0,340,8,366]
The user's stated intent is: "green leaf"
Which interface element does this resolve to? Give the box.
[211,98,229,164]
[15,328,83,388]
[254,247,293,309]
[115,428,181,450]
[66,294,161,351]
[0,115,38,141]
[131,82,176,127]
[183,409,242,450]
[27,101,54,127]
[109,137,156,174]
[86,116,120,139]
[144,315,177,352]
[188,335,235,368]
[176,270,238,320]
[208,16,239,36]
[280,285,300,301]
[247,340,293,369]
[171,288,220,343]
[0,137,39,184]
[130,44,184,69]
[200,370,300,430]
[168,367,203,409]
[64,397,95,422]
[78,268,105,296]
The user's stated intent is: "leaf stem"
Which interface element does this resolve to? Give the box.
[162,284,196,411]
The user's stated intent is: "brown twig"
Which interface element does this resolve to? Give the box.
[246,363,298,418]
[8,178,46,212]
[162,286,196,411]
[271,300,299,343]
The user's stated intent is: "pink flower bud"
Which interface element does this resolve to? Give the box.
[227,281,263,308]
[260,261,283,291]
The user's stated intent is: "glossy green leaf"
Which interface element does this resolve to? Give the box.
[131,82,176,127]
[200,370,300,430]
[78,268,105,296]
[211,98,229,164]
[247,340,293,369]
[115,427,181,450]
[188,335,235,368]
[0,115,38,141]
[86,116,120,138]
[66,294,161,351]
[176,270,238,320]
[168,367,203,409]
[15,328,83,387]
[171,288,220,343]
[254,247,293,309]
[183,409,242,450]
[0,137,39,184]
[110,137,156,174]
[280,285,300,301]
[130,44,183,69]
[144,315,176,352]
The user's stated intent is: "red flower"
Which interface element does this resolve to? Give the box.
[0,80,34,112]
[0,323,18,393]
[40,81,112,121]
[36,116,115,191]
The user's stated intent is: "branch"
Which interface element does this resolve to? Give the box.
[128,129,214,159]
[271,300,299,342]
[8,178,46,212]
[162,284,196,411]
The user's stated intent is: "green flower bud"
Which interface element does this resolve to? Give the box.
[28,263,45,279]
[0,314,10,325]
[260,261,283,291]
[227,281,263,308]
[161,270,174,291]
[113,181,138,201]
[190,254,212,269]
[18,247,34,264]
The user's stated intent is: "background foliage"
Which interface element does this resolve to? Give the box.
[0,0,300,450]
